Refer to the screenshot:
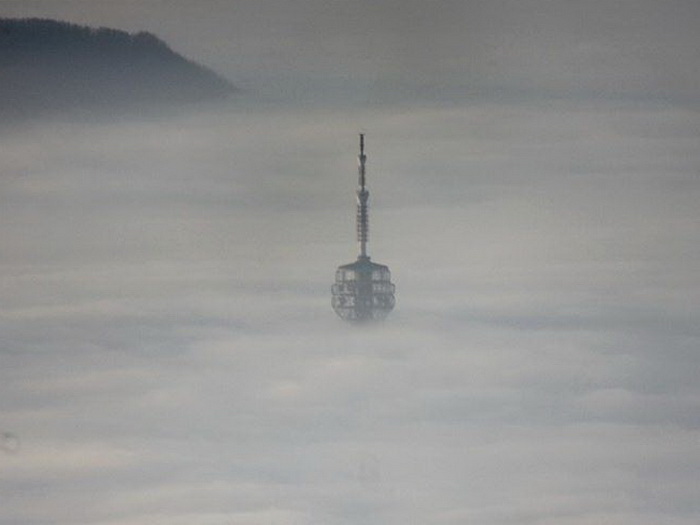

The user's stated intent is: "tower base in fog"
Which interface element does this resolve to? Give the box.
[332,256,395,323]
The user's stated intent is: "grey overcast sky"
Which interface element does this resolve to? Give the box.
[1,2,700,525]
[3,0,700,102]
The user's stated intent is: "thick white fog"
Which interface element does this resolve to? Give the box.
[2,100,698,525]
[2,2,700,524]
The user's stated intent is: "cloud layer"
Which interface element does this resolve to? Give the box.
[1,100,698,524]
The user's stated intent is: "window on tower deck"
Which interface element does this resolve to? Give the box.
[337,270,356,281]
[371,269,391,281]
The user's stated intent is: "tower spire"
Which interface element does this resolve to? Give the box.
[357,133,369,259]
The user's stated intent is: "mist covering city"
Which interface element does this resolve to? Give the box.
[1,2,699,524]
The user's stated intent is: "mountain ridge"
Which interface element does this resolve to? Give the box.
[0,18,235,120]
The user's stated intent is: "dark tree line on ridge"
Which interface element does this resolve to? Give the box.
[0,18,234,120]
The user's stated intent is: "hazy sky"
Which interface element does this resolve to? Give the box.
[1,2,699,525]
[2,0,700,102]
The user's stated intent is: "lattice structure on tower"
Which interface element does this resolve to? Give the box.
[331,134,395,322]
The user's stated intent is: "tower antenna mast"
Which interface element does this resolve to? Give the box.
[357,133,369,259]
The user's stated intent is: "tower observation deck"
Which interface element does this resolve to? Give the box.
[331,134,395,322]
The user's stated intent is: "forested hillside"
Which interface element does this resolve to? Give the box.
[0,18,234,119]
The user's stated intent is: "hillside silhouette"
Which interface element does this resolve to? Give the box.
[0,18,235,120]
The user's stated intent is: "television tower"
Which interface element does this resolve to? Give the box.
[331,134,395,322]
